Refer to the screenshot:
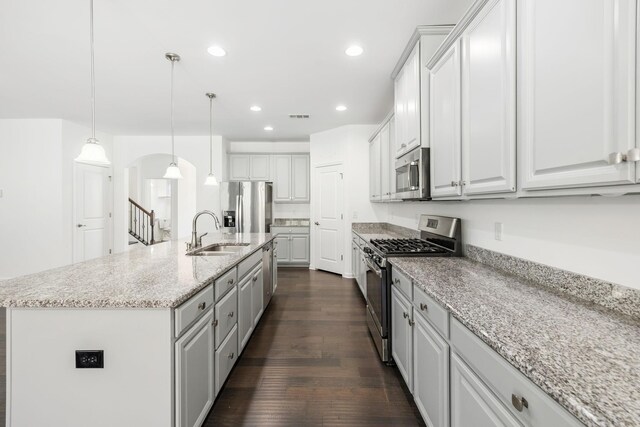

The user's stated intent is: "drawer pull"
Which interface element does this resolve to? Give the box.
[419,303,428,312]
[402,312,408,319]
[198,301,206,311]
[408,318,415,327]
[227,278,234,285]
[228,311,234,318]
[512,394,528,412]
[252,276,258,282]
[213,319,218,327]
[228,352,235,360]
[394,278,401,285]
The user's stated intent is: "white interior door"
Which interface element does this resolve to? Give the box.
[74,163,111,263]
[314,164,344,275]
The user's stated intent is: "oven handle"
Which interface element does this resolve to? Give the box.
[365,257,382,277]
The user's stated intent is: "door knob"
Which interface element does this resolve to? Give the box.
[314,221,320,226]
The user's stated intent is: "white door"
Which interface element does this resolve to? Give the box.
[430,41,462,198]
[413,312,450,427]
[314,163,344,275]
[519,0,637,190]
[391,286,413,391]
[229,155,251,180]
[238,275,253,353]
[405,43,421,153]
[369,134,381,201]
[461,0,516,196]
[291,155,310,202]
[73,163,110,263]
[250,155,270,180]
[273,155,292,202]
[450,353,520,427]
[175,310,214,427]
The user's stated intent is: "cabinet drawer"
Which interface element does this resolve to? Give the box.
[450,318,582,427]
[412,286,449,338]
[391,267,412,299]
[174,285,214,337]
[215,267,238,302]
[215,286,238,349]
[238,250,262,281]
[215,324,238,395]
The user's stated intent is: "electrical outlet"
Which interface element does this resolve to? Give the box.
[75,350,104,369]
[494,222,503,241]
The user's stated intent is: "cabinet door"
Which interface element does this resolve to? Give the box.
[462,0,516,196]
[272,246,278,294]
[273,155,292,202]
[291,155,310,202]
[405,43,421,153]
[413,313,449,427]
[215,325,238,395]
[275,235,290,263]
[394,70,407,157]
[369,134,382,201]
[430,41,462,198]
[290,234,310,263]
[351,243,358,279]
[391,286,413,391]
[251,267,264,325]
[388,118,397,197]
[451,353,521,427]
[175,310,214,427]
[250,155,270,180]
[380,123,391,199]
[519,0,637,190]
[238,275,253,354]
[229,155,251,180]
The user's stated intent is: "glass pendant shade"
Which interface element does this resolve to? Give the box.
[204,173,219,186]
[75,138,110,166]
[163,162,183,179]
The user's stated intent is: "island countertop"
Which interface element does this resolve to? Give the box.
[389,256,640,427]
[0,233,275,309]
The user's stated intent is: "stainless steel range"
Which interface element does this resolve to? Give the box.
[364,215,461,363]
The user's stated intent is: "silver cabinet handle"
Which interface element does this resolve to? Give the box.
[314,221,320,226]
[450,181,459,187]
[512,394,528,412]
[227,278,234,285]
[394,278,400,285]
[228,352,235,359]
[213,319,218,327]
[419,303,428,312]
[403,312,408,319]
[198,301,206,311]
[609,148,640,164]
[228,311,234,318]
[252,276,257,282]
[401,143,407,148]
[408,318,415,326]
[76,224,87,228]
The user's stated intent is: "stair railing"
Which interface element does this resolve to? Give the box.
[128,198,155,245]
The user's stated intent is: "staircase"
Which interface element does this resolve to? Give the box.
[128,198,156,246]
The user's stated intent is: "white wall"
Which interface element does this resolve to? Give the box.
[228,141,311,219]
[309,125,383,276]
[0,119,113,279]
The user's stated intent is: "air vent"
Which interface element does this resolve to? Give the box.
[289,114,310,119]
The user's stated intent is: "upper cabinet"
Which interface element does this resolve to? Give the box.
[369,113,396,202]
[229,154,270,181]
[518,0,637,190]
[272,155,292,202]
[291,155,310,202]
[369,133,382,201]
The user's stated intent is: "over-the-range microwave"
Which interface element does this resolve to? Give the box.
[395,147,430,200]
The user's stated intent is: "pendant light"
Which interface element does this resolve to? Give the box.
[75,0,110,166]
[204,93,219,186]
[163,52,183,179]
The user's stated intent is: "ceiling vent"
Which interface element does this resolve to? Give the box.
[289,114,310,119]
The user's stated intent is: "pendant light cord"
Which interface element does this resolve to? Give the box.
[170,58,176,164]
[89,0,96,141]
[209,96,213,174]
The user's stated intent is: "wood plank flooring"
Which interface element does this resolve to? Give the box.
[204,268,423,427]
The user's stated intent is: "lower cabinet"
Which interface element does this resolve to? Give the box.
[175,310,214,427]
[413,312,449,427]
[273,228,310,266]
[391,286,413,391]
[450,353,520,427]
[238,274,254,353]
[215,324,238,395]
[252,265,264,325]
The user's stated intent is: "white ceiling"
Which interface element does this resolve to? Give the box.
[0,0,471,141]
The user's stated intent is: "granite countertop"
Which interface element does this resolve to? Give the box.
[272,218,310,227]
[0,233,275,309]
[389,256,640,427]
[352,222,419,244]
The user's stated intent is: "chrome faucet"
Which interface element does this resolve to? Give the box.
[189,210,221,251]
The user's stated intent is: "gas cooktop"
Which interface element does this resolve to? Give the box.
[369,238,448,256]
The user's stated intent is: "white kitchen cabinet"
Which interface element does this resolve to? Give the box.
[380,122,391,200]
[358,248,366,296]
[273,155,292,202]
[229,154,270,181]
[450,353,521,427]
[273,227,310,266]
[215,324,238,395]
[251,155,270,180]
[238,274,253,353]
[394,70,406,157]
[461,0,516,195]
[430,41,462,198]
[394,44,421,158]
[413,312,449,427]
[391,286,413,392]
[291,155,310,201]
[290,234,310,264]
[251,266,264,325]
[175,310,214,427]
[275,235,290,263]
[351,240,358,279]
[369,133,382,201]
[519,0,637,190]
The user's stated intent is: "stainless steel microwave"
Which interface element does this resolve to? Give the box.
[395,147,430,200]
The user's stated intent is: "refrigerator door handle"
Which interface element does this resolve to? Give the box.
[239,194,244,234]
[235,194,241,233]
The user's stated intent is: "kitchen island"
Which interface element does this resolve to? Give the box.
[0,233,276,427]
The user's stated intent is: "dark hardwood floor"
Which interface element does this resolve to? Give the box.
[0,269,422,426]
[205,268,424,427]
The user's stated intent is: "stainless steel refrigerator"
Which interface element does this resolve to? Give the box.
[220,181,273,234]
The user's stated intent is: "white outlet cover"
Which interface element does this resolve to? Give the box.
[494,222,503,241]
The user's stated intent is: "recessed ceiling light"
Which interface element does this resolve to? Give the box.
[345,45,364,57]
[207,46,226,57]
[250,106,262,112]
[336,105,347,112]
[264,126,274,131]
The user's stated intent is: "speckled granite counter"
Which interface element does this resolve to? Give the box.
[352,222,418,243]
[0,233,274,309]
[389,256,640,427]
[273,218,310,226]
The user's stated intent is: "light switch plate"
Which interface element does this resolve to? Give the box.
[494,222,503,241]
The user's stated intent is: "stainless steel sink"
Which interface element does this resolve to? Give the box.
[187,243,249,257]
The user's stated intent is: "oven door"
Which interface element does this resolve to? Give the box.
[365,256,387,337]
